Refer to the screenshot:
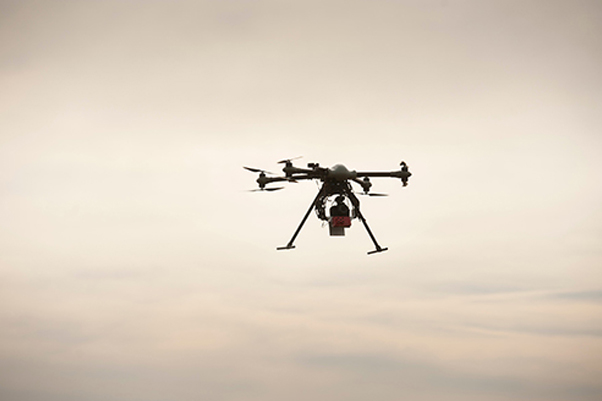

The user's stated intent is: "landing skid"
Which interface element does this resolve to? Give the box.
[277,186,325,252]
[276,183,388,255]
[346,190,388,255]
[367,247,388,255]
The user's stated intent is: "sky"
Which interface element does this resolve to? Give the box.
[1,0,601,400]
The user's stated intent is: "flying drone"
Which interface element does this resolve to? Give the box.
[244,157,411,255]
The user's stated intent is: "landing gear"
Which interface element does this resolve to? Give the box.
[277,186,325,251]
[346,189,388,255]
[277,182,387,255]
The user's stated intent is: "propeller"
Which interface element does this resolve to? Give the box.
[277,156,303,164]
[359,192,388,197]
[248,187,284,192]
[243,166,274,174]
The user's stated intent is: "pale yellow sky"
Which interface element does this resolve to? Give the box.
[1,1,601,400]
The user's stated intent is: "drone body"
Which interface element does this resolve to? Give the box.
[244,158,411,255]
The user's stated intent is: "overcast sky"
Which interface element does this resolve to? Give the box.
[1,1,601,400]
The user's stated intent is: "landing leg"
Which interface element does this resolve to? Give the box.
[277,186,325,251]
[347,191,388,255]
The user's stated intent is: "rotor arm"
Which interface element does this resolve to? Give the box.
[355,171,406,178]
[356,168,411,186]
[278,174,315,182]
[282,166,315,176]
[263,176,294,184]
[350,177,366,186]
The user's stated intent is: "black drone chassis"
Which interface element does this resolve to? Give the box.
[245,160,411,255]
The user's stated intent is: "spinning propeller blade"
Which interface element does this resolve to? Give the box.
[248,187,284,192]
[277,156,303,164]
[359,192,388,197]
[243,166,273,174]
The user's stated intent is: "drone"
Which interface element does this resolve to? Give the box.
[244,157,411,255]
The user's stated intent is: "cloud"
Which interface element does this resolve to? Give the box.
[1,1,602,401]
[464,322,602,338]
[548,290,602,303]
[430,281,530,296]
[297,351,602,401]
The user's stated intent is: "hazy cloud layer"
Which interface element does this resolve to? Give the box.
[1,1,601,400]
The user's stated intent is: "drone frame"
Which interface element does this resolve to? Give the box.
[245,160,411,255]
